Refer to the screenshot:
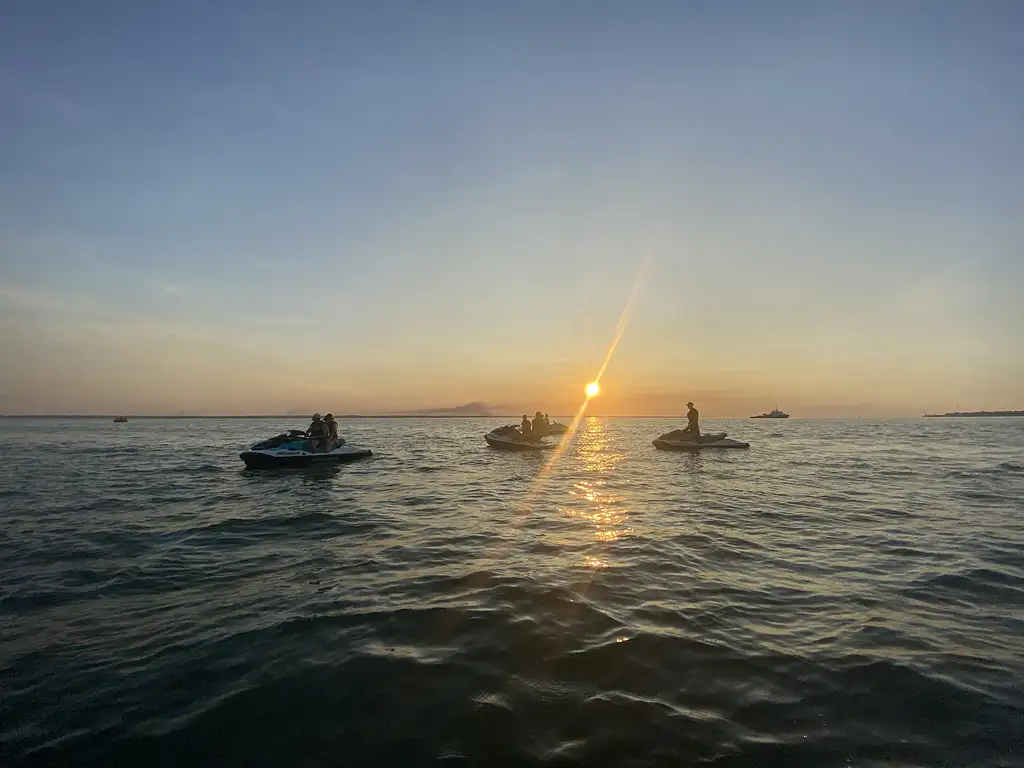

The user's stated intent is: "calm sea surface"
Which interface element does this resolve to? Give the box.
[1,417,1022,767]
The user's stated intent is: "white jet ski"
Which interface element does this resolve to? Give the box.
[485,425,553,452]
[652,429,750,451]
[240,429,372,469]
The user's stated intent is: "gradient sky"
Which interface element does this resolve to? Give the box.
[1,1,1021,416]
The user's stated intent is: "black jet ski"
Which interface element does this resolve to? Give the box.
[485,425,553,452]
[652,429,750,451]
[240,429,372,469]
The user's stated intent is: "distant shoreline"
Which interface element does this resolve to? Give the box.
[0,414,506,420]
[923,411,1024,418]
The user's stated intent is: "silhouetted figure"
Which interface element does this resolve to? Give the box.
[306,413,329,452]
[544,414,551,430]
[521,414,532,439]
[681,401,701,440]
[532,411,545,438]
[324,413,339,450]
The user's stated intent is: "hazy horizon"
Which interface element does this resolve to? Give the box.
[3,399,1022,420]
[2,2,1021,418]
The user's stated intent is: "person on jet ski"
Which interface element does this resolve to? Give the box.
[324,414,339,444]
[521,414,532,439]
[305,413,329,452]
[681,401,701,440]
[532,411,546,438]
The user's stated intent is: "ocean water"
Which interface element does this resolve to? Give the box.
[1,416,1022,767]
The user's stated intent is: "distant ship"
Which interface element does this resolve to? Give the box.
[751,406,789,419]
[113,416,128,423]
[923,410,1024,418]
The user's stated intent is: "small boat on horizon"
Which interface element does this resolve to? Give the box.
[113,416,128,423]
[750,406,789,419]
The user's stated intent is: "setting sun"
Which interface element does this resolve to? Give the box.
[585,381,600,398]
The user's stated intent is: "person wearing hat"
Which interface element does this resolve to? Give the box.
[305,413,329,452]
[681,401,701,440]
[324,414,339,445]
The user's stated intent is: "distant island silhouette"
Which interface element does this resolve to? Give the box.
[396,401,495,417]
[285,401,497,418]
[923,410,1024,417]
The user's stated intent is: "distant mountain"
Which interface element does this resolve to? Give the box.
[283,402,500,417]
[398,401,495,417]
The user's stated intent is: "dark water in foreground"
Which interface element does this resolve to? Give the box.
[1,417,1023,767]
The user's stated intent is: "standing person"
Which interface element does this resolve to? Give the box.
[681,401,701,440]
[532,411,545,438]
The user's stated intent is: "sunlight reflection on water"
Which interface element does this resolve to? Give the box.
[562,419,634,558]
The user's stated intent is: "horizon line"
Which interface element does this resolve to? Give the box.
[0,413,990,421]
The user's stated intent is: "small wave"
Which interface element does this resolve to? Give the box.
[195,511,346,537]
[958,489,1011,503]
[902,568,1024,605]
[948,461,1024,479]
[187,464,221,474]
[74,446,142,456]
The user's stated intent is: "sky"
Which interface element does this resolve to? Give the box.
[1,0,1021,416]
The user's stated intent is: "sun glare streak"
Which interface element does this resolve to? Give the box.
[591,256,651,388]
[515,255,654,515]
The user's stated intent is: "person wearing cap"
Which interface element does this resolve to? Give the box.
[305,413,329,452]
[681,401,701,440]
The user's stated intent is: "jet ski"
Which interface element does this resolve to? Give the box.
[652,429,750,451]
[240,429,372,469]
[545,421,570,435]
[485,425,553,452]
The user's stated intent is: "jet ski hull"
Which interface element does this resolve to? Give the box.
[651,438,749,450]
[240,448,372,469]
[485,432,551,452]
[240,437,371,469]
[653,433,750,451]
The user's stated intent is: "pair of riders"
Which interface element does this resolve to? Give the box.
[520,411,551,440]
[305,413,339,453]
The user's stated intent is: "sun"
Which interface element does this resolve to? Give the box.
[585,381,600,398]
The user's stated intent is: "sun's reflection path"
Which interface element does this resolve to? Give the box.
[561,418,633,563]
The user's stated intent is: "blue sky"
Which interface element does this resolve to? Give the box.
[1,1,1021,415]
